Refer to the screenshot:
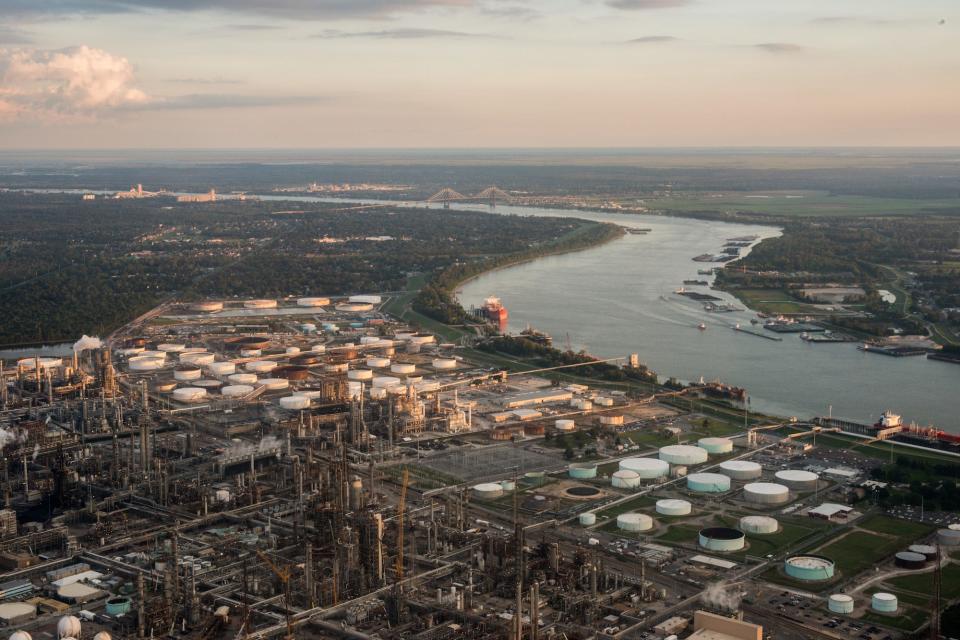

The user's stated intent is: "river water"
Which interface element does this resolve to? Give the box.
[26,190,960,430]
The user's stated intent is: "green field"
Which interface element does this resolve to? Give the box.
[816,530,908,577]
[856,514,935,539]
[889,563,960,600]
[860,607,929,632]
[655,523,703,543]
[648,191,960,218]
[594,494,657,520]
[727,288,825,315]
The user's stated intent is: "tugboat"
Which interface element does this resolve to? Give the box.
[698,322,707,331]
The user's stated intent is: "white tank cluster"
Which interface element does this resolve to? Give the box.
[172,387,207,403]
[871,592,898,613]
[828,594,854,614]
[659,445,708,466]
[686,472,731,493]
[697,437,733,455]
[656,499,692,516]
[611,470,641,489]
[432,358,457,370]
[718,460,762,480]
[245,360,277,373]
[617,513,654,532]
[743,482,790,505]
[279,395,310,410]
[619,457,669,479]
[775,469,819,491]
[739,515,779,534]
[297,297,330,307]
[244,299,277,309]
[208,361,236,376]
[221,384,254,398]
[256,378,290,391]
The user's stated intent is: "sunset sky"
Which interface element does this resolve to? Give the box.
[0,0,957,148]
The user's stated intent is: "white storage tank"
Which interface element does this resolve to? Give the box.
[208,361,236,376]
[279,395,310,410]
[599,415,625,426]
[228,373,257,385]
[871,592,898,613]
[372,376,401,388]
[555,419,575,432]
[432,358,457,370]
[348,381,363,399]
[739,515,779,534]
[311,344,327,353]
[407,333,435,345]
[594,396,614,407]
[698,437,733,455]
[255,378,290,391]
[656,499,692,516]
[369,387,388,400]
[285,347,301,356]
[129,355,165,372]
[350,295,382,304]
[659,445,708,466]
[240,349,262,358]
[619,457,669,479]
[221,385,254,398]
[611,470,641,489]
[246,360,277,373]
[937,527,960,546]
[194,379,222,389]
[157,343,186,353]
[775,470,819,491]
[828,594,854,614]
[181,352,215,366]
[743,482,790,505]
[325,363,348,374]
[718,460,762,481]
[292,390,324,399]
[366,357,391,368]
[617,513,654,532]
[579,512,596,526]
[297,297,330,307]
[473,483,504,500]
[686,472,731,493]
[244,299,277,309]
[172,387,207,403]
[698,527,746,552]
[174,366,201,381]
[190,301,223,313]
[348,369,374,381]
[391,363,416,375]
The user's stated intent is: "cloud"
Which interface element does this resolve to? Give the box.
[165,76,245,85]
[626,35,677,44]
[606,0,690,10]
[143,93,327,110]
[0,25,32,44]
[0,0,475,20]
[314,28,491,39]
[811,16,899,27]
[226,23,283,31]
[752,42,805,54]
[480,5,539,20]
[0,45,149,119]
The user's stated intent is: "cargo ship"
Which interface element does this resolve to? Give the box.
[482,296,508,324]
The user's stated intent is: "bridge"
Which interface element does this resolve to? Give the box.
[425,185,514,208]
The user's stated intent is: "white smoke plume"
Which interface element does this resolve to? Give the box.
[0,426,26,450]
[701,581,741,612]
[32,442,40,461]
[220,434,283,459]
[73,335,103,352]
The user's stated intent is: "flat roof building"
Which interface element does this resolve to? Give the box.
[688,611,762,640]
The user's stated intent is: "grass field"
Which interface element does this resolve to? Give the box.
[594,494,657,520]
[816,530,906,577]
[728,288,825,315]
[648,191,960,218]
[856,514,934,539]
[655,523,703,543]
[889,563,960,600]
[860,607,929,633]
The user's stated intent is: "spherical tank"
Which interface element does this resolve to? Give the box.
[57,616,82,638]
[718,460,762,481]
[656,499,692,516]
[619,457,669,479]
[686,472,731,493]
[617,513,653,532]
[697,437,733,455]
[828,594,854,614]
[743,482,790,505]
[659,445,708,466]
[10,631,33,640]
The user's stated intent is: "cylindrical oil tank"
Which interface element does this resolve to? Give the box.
[246,360,277,373]
[336,302,373,312]
[871,592,898,613]
[190,301,223,313]
[369,386,388,400]
[297,297,330,307]
[273,366,310,381]
[104,596,132,616]
[390,363,416,375]
[153,380,177,393]
[739,516,779,534]
[225,336,270,351]
[221,385,254,398]
[894,551,926,569]
[656,499,692,516]
[285,347,301,356]
[619,457,669,479]
[255,378,289,391]
[244,299,277,309]
[828,594,854,614]
[432,358,457,370]
[938,527,960,546]
[718,460,762,481]
[157,343,186,353]
[208,361,236,376]
[473,483,504,500]
[194,379,222,389]
[279,395,311,410]
[325,363,349,374]
[311,344,327,353]
[293,390,324,399]
[568,463,598,479]
[775,470,819,491]
[348,369,374,381]
[172,387,207,403]
[17,356,63,370]
[350,295,382,304]
[500,480,516,492]
[686,473,731,493]
[698,437,733,455]
[229,373,257,385]
[743,482,790,505]
[659,445,708,466]
[407,333,435,345]
[348,381,363,399]
[784,555,835,581]
[611,470,641,489]
[580,512,597,526]
[599,415,625,426]
[174,366,201,381]
[555,419,575,432]
[182,352,215,366]
[366,357,391,368]
[617,513,653,532]
[594,396,614,407]
[290,354,321,366]
[908,544,938,560]
[524,423,545,437]
[699,527,745,552]
[372,376,401,388]
[129,355,165,371]
[240,349,262,358]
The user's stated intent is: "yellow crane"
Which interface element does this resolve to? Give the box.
[255,549,294,640]
[395,468,410,582]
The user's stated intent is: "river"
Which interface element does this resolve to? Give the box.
[26,190,960,430]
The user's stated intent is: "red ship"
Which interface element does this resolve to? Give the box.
[483,296,508,324]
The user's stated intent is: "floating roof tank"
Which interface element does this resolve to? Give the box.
[697,437,733,454]
[699,527,745,552]
[775,470,819,491]
[172,387,207,403]
[221,385,254,398]
[619,457,669,479]
[659,445,708,465]
[784,555,835,581]
[828,594,854,614]
[656,499,692,516]
[686,472,731,493]
[718,460,762,480]
[743,482,790,505]
[617,513,653,532]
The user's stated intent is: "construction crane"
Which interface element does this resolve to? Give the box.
[255,549,293,640]
[395,468,410,582]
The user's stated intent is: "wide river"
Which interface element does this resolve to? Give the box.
[30,190,960,430]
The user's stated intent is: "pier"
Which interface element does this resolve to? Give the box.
[733,325,783,341]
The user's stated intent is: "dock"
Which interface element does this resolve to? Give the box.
[733,325,783,341]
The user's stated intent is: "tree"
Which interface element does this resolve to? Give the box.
[563,447,575,460]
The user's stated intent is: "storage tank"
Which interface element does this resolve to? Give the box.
[908,544,938,560]
[157,343,186,353]
[240,349,262,358]
[208,361,236,376]
[938,527,960,546]
[221,385,254,398]
[659,445,708,466]
[194,379,222,389]
[93,633,112,640]
[350,295,382,304]
[174,366,202,381]
[775,470,819,491]
[432,358,457,370]
[129,355,165,372]
[611,470,641,489]
[279,395,311,410]
[348,381,363,399]
[739,515,779,535]
[500,480,516,492]
[594,396,614,407]
[190,301,223,313]
[104,596,132,616]
[245,360,277,373]
[17,356,63,370]
[473,483,504,500]
[297,297,330,307]
[10,632,33,640]
[57,616,82,638]
[311,344,327,353]
[391,363,416,375]
[285,347,301,356]
[568,463,598,479]
[743,482,790,505]
[366,357,391,368]
[407,333,435,345]
[244,299,277,309]
[718,460,762,481]
[894,551,926,569]
[255,378,289,391]
[697,437,733,455]
[325,363,348,374]
[619,457,669,479]
[555,419,575,432]
[599,415,625,426]
[784,555,835,581]
[617,513,653,532]
[348,369,374,381]
[181,352,215,366]
[336,302,374,312]
[372,376,401,388]
[172,387,206,403]
[153,380,177,393]
[656,499,692,516]
[871,592,898,613]
[228,373,257,385]
[579,512,597,526]
[699,527,745,552]
[828,594,854,614]
[686,472,731,493]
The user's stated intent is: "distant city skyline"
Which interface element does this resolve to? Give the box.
[0,0,957,148]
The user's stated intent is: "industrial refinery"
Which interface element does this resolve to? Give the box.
[0,294,956,640]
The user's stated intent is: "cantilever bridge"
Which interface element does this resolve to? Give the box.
[425,185,514,207]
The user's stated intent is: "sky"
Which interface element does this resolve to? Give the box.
[0,0,957,148]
